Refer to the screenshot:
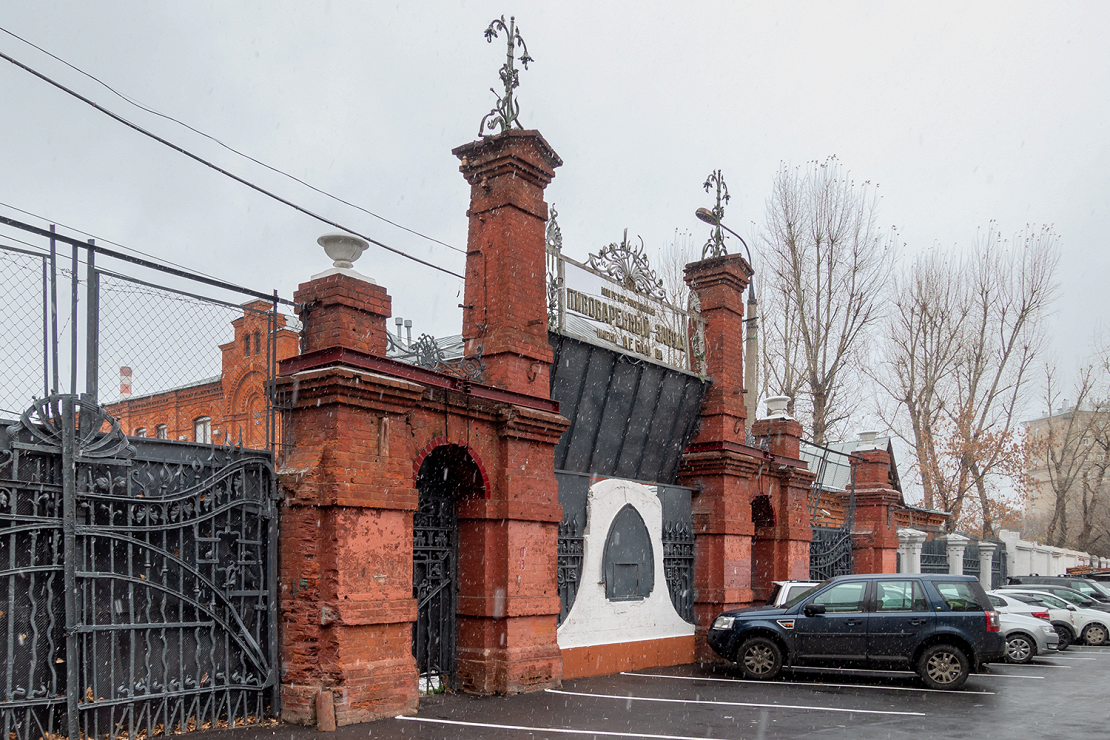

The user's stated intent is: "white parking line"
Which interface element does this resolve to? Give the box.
[1002,663,1071,668]
[398,716,746,740]
[621,672,996,695]
[1041,655,1096,660]
[974,673,1045,679]
[546,688,927,717]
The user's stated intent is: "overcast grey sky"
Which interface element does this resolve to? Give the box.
[2,1,1107,390]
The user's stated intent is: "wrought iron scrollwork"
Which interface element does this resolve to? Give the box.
[479,15,533,136]
[584,230,666,300]
[701,169,731,259]
[0,395,277,740]
[662,519,695,623]
[557,513,585,624]
[546,205,563,252]
[10,393,135,459]
[388,332,485,382]
[810,526,854,581]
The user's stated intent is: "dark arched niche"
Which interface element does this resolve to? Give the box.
[603,504,655,601]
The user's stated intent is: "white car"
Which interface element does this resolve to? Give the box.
[1003,589,1110,647]
[998,611,1058,663]
[988,591,1072,650]
[766,580,820,607]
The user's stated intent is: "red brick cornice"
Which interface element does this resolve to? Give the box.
[278,346,560,414]
[497,405,570,445]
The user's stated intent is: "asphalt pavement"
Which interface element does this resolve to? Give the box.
[191,645,1110,739]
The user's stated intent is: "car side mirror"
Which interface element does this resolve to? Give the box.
[804,603,826,617]
[1067,605,1077,611]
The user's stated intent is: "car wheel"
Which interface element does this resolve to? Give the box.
[917,644,970,690]
[1005,633,1035,664]
[1082,623,1109,647]
[1054,623,1073,651]
[735,636,783,681]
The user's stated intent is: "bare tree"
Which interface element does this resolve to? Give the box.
[758,156,895,443]
[1036,352,1110,550]
[875,224,1058,537]
[872,250,969,510]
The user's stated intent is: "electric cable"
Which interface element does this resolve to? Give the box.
[0,25,466,256]
[0,47,465,280]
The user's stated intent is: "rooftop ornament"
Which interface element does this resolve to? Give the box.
[585,229,666,301]
[700,169,731,259]
[479,15,533,137]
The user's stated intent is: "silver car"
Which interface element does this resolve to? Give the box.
[999,610,1059,663]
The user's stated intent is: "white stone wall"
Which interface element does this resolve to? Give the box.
[997,529,1105,576]
[556,478,694,650]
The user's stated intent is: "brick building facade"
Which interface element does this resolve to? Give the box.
[104,300,298,449]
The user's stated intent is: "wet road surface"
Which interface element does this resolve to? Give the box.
[194,645,1110,739]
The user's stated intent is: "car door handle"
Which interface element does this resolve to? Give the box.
[908,619,925,625]
[845,620,863,626]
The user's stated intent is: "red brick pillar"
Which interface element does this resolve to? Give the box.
[276,273,425,726]
[750,413,814,597]
[450,131,569,694]
[850,448,901,574]
[452,130,562,392]
[678,254,761,660]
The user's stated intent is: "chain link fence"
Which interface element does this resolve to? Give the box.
[0,244,49,418]
[0,217,297,452]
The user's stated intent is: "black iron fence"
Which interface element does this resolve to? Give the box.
[1,215,294,736]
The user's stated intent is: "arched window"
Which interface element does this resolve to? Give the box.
[243,335,251,357]
[194,416,212,444]
[253,332,261,356]
[155,424,167,439]
[133,427,146,438]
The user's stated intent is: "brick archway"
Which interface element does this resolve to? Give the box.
[412,437,491,499]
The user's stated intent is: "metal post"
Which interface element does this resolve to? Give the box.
[85,240,99,401]
[70,241,78,396]
[41,255,49,400]
[268,291,278,456]
[61,396,81,739]
[49,226,59,394]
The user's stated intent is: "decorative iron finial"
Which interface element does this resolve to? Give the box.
[546,204,563,252]
[479,15,533,136]
[585,229,666,300]
[701,169,731,259]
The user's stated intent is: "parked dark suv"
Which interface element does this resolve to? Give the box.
[708,573,1005,690]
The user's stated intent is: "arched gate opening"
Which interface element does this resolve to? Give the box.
[412,444,485,692]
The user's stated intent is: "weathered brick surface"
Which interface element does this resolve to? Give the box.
[295,273,392,356]
[278,129,570,724]
[850,449,901,574]
[452,131,561,392]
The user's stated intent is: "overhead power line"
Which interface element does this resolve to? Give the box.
[0,45,465,280]
[0,26,465,256]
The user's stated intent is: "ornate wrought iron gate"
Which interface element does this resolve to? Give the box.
[0,395,278,740]
[412,482,458,693]
[803,440,858,581]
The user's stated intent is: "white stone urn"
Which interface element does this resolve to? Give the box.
[318,233,368,269]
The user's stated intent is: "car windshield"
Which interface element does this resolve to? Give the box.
[785,579,829,609]
[1077,581,1110,599]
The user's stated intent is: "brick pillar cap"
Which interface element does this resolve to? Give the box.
[309,266,377,284]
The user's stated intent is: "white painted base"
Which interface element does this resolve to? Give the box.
[557,478,694,650]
